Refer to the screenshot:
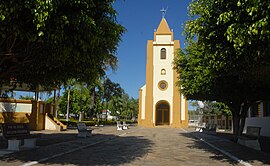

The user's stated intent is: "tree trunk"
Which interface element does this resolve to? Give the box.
[89,88,95,120]
[66,89,70,122]
[79,84,84,122]
[227,100,252,142]
[79,112,84,122]
[53,88,57,118]
[227,101,241,142]
[232,111,240,141]
[239,103,249,135]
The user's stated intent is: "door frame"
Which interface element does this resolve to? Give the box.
[155,100,170,126]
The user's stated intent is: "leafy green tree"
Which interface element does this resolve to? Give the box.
[58,78,127,121]
[103,78,124,103]
[63,79,77,121]
[0,0,125,89]
[90,79,104,119]
[174,0,270,140]
[46,97,54,103]
[129,98,139,119]
[120,93,131,119]
[108,93,138,120]
[190,101,200,111]
[199,101,231,116]
[58,83,90,119]
[19,95,33,100]
[108,96,123,117]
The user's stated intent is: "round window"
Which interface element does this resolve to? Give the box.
[158,81,168,90]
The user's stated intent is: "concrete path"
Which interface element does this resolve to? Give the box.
[0,126,269,166]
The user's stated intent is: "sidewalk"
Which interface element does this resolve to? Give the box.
[184,128,270,166]
[0,125,129,150]
[0,125,138,166]
[0,126,269,166]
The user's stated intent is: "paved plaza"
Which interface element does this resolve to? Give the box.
[0,125,270,166]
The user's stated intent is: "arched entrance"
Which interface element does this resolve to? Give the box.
[156,101,170,125]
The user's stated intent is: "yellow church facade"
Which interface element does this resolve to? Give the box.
[138,17,188,128]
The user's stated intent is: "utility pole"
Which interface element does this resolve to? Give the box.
[66,87,70,121]
[79,83,83,121]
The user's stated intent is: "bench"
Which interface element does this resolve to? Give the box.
[237,126,261,151]
[116,121,123,131]
[205,123,216,132]
[77,122,92,138]
[1,123,39,151]
[123,121,129,130]
[195,122,206,132]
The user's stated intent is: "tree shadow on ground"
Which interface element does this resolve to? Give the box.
[0,132,78,149]
[0,132,153,166]
[178,132,238,165]
[179,131,270,165]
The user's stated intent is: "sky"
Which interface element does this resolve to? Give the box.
[13,0,194,107]
[109,0,191,99]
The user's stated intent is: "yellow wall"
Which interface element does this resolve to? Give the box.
[143,40,154,127]
[0,98,56,130]
[0,99,31,122]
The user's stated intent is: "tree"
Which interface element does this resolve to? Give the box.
[108,96,123,116]
[129,98,139,120]
[198,101,231,116]
[174,0,270,140]
[58,78,127,121]
[0,0,125,89]
[103,78,124,103]
[63,79,77,121]
[58,83,91,119]
[88,79,104,119]
[19,95,33,100]
[190,101,200,111]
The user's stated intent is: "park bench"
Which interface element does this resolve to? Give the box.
[237,126,261,151]
[116,121,123,131]
[77,122,92,138]
[205,123,216,132]
[195,122,206,132]
[1,123,39,151]
[123,121,129,130]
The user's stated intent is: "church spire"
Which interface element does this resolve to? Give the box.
[160,7,168,18]
[155,18,172,35]
[155,7,172,35]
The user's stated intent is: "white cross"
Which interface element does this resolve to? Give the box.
[160,7,168,18]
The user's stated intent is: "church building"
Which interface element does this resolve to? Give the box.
[138,16,188,128]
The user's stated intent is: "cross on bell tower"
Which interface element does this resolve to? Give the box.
[160,7,168,18]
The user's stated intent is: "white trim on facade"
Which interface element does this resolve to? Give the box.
[140,85,146,120]
[181,93,185,120]
[152,34,174,124]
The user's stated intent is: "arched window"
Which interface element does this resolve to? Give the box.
[161,69,166,75]
[160,48,166,59]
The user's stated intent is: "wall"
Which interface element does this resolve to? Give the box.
[153,35,174,125]
[45,114,57,130]
[140,85,146,120]
[202,115,232,129]
[244,117,270,137]
[0,98,56,130]
[0,99,35,126]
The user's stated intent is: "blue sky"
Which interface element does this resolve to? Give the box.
[109,0,191,99]
[14,0,193,107]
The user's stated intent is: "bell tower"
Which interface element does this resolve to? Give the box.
[138,13,188,128]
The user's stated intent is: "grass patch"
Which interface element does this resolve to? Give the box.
[59,119,136,127]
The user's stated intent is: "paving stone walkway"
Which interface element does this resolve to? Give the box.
[0,126,269,166]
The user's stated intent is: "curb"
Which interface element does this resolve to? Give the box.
[180,128,252,166]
